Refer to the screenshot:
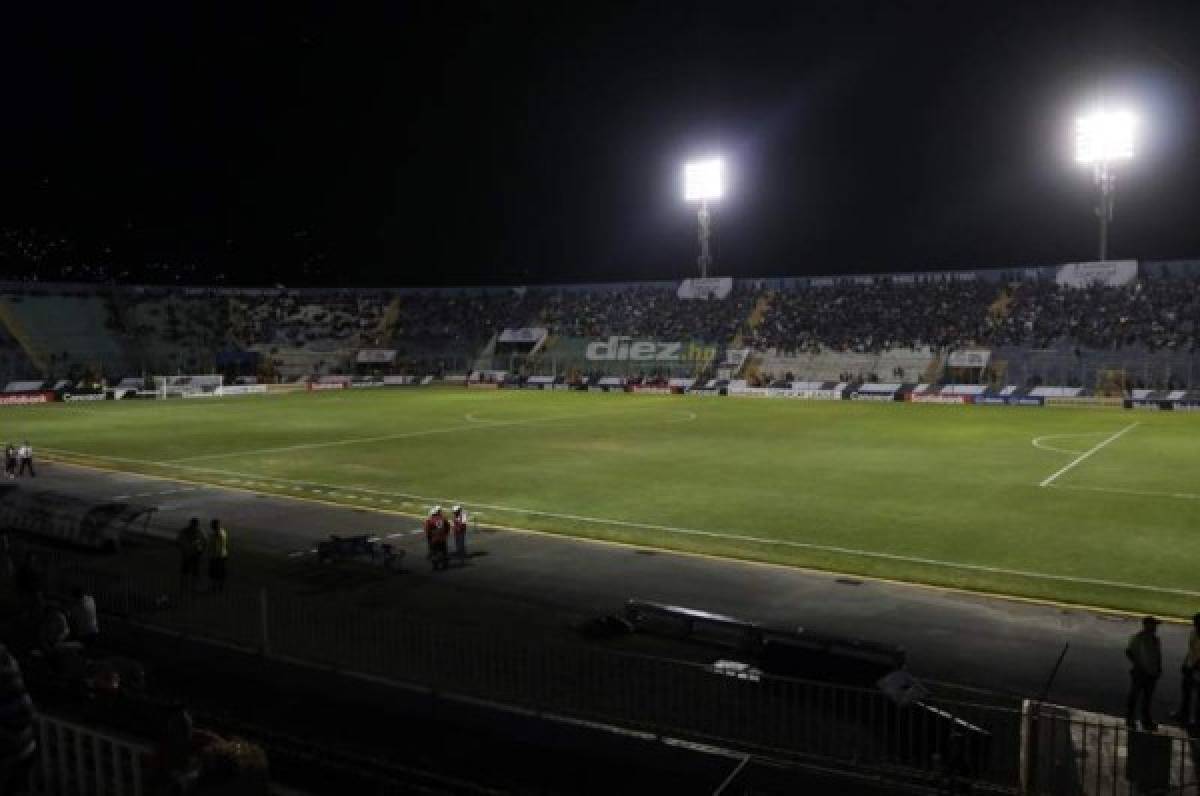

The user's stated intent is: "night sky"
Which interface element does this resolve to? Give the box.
[4,1,1200,286]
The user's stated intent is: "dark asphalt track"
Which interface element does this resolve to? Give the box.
[17,457,1193,723]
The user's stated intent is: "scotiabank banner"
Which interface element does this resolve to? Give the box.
[0,392,56,405]
[908,393,971,405]
[307,382,347,391]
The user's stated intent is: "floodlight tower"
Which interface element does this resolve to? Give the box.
[683,157,724,278]
[1075,110,1136,261]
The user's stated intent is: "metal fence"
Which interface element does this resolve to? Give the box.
[31,711,150,796]
[1022,701,1200,796]
[40,559,1027,790]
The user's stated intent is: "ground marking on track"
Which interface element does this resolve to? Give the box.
[112,486,202,501]
[42,444,1200,600]
[1038,422,1139,488]
[167,403,679,464]
[1048,483,1200,502]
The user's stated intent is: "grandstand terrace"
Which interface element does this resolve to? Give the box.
[0,258,1194,389]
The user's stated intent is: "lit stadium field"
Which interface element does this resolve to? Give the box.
[19,388,1200,616]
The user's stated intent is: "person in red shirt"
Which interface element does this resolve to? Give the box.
[423,507,450,571]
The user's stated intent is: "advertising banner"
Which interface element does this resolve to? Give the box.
[1044,396,1122,408]
[677,277,733,300]
[584,336,716,364]
[356,349,398,364]
[1055,259,1137,288]
[220,385,269,396]
[908,394,971,405]
[945,350,991,369]
[497,327,548,344]
[0,392,55,405]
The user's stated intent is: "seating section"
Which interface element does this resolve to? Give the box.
[0,268,1193,387]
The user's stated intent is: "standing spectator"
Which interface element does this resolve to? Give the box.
[16,441,33,478]
[423,507,450,572]
[1126,616,1163,732]
[68,587,99,647]
[0,643,36,796]
[451,505,469,562]
[177,518,205,593]
[3,444,15,479]
[1171,613,1200,725]
[207,519,228,592]
[37,601,70,656]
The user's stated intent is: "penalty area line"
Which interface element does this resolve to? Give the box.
[1038,422,1139,488]
[41,446,1200,601]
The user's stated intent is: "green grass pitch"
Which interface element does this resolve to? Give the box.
[14,388,1200,617]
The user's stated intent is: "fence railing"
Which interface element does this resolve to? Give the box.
[41,558,1026,790]
[31,711,149,796]
[1022,701,1200,796]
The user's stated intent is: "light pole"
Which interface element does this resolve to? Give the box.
[684,157,724,278]
[1075,110,1135,261]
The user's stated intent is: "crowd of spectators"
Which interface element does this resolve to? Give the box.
[538,286,756,341]
[986,278,1200,352]
[745,279,995,354]
[4,235,1200,369]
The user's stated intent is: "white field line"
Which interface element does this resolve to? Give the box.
[1031,432,1109,456]
[41,445,1200,599]
[1038,423,1139,488]
[169,403,670,463]
[1049,483,1200,502]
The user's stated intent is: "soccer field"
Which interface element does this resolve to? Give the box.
[15,388,1200,616]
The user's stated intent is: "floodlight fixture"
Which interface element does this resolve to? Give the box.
[1074,109,1137,261]
[683,156,724,277]
[684,157,725,201]
[1075,111,1136,165]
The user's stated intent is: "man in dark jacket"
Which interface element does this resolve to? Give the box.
[1126,616,1163,732]
[0,643,36,795]
[423,507,450,571]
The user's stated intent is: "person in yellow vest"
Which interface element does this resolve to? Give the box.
[1172,613,1200,725]
[207,519,229,592]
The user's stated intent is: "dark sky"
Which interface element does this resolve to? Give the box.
[4,1,1200,286]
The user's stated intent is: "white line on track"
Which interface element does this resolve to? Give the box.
[42,444,1200,600]
[112,487,202,501]
[1038,422,1139,488]
[168,404,670,463]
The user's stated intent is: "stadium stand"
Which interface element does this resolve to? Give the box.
[0,258,1195,389]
